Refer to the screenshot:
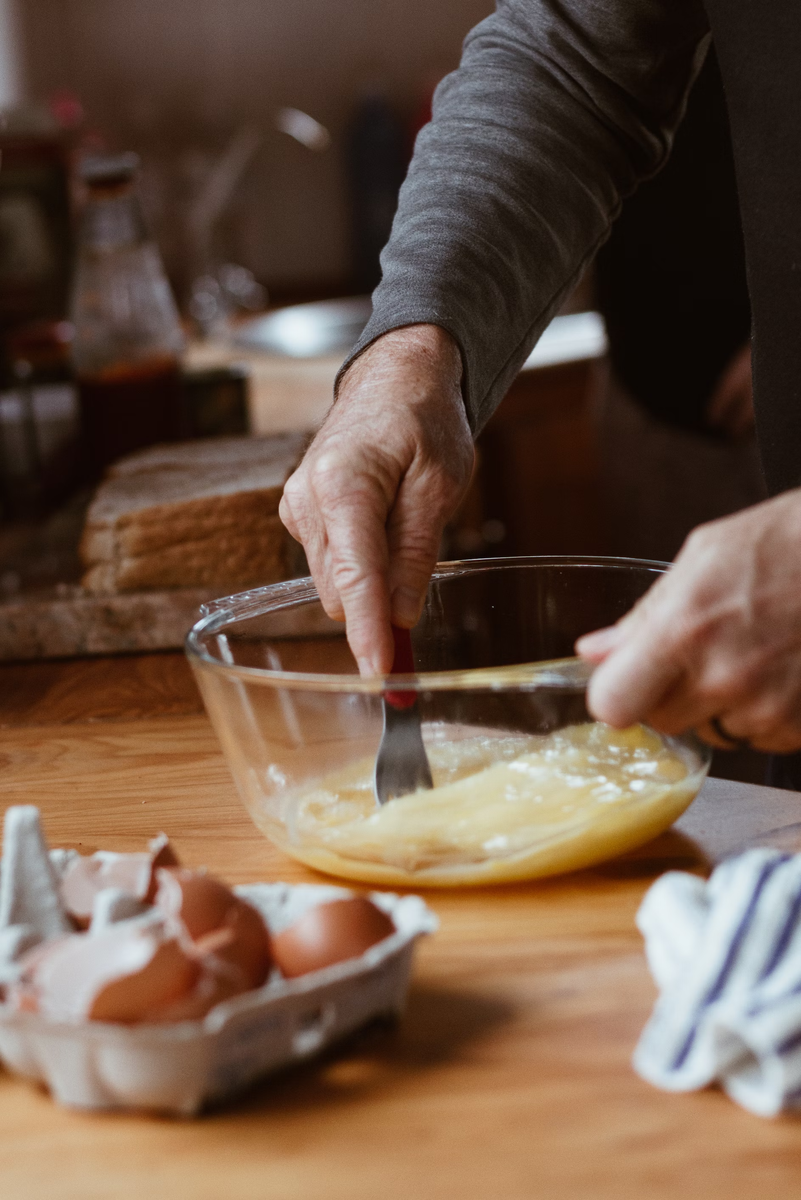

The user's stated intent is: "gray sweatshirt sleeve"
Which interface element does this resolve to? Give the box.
[343,0,710,434]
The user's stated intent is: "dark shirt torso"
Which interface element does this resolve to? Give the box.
[596,50,750,433]
[705,0,801,493]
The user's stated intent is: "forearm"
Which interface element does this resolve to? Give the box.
[345,0,709,433]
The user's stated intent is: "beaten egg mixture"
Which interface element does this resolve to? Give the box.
[272,722,705,887]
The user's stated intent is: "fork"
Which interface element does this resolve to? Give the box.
[373,625,434,806]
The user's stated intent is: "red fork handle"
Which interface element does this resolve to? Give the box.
[384,625,417,710]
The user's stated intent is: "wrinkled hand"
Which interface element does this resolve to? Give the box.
[279,324,474,677]
[706,343,755,441]
[577,489,801,753]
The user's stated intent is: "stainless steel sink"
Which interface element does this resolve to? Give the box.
[232,298,607,371]
[232,296,372,358]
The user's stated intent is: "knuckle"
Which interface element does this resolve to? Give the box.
[392,550,438,588]
[281,470,309,511]
[396,547,439,578]
[278,495,302,536]
[330,557,378,598]
[683,518,725,556]
[310,445,401,509]
[414,466,471,521]
[308,452,348,497]
[395,519,440,554]
[682,525,710,556]
[695,665,746,707]
[668,601,732,662]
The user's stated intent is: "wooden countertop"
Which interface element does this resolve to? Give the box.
[2,653,801,1199]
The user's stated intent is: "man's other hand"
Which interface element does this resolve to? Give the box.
[577,490,801,753]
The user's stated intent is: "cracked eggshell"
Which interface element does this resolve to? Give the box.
[147,955,248,1023]
[13,923,201,1024]
[60,854,155,929]
[147,834,180,876]
[155,869,272,989]
[59,837,181,928]
[89,888,150,931]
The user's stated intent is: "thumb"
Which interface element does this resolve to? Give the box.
[586,627,683,727]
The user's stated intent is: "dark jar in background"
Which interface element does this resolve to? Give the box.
[69,153,184,479]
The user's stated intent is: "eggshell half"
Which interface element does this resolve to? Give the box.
[14,924,200,1024]
[145,834,180,900]
[148,954,248,1022]
[270,897,395,979]
[155,869,272,989]
[60,853,153,929]
[8,936,73,1013]
[89,936,200,1023]
[60,836,181,928]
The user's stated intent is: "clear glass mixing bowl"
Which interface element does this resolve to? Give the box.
[186,557,710,887]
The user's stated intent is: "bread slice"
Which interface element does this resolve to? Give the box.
[80,433,307,595]
[105,433,304,477]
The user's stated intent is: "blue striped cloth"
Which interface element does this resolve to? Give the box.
[634,849,801,1117]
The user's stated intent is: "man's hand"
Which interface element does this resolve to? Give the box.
[577,489,801,753]
[279,324,474,677]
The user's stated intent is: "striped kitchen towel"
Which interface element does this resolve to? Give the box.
[634,848,801,1117]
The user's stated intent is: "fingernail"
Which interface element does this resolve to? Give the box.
[392,587,422,626]
[357,656,377,678]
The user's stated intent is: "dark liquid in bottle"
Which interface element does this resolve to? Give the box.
[78,355,184,479]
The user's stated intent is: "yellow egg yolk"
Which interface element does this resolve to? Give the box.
[269,722,705,887]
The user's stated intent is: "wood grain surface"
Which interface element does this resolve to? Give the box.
[2,660,801,1199]
[0,651,203,728]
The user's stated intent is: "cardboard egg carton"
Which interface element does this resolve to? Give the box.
[0,807,436,1114]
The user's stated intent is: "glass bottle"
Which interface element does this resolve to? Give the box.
[69,153,185,478]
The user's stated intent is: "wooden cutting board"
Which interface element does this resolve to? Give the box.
[0,583,223,661]
[0,495,219,661]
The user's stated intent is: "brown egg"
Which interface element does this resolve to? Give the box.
[147,954,247,1022]
[154,868,272,989]
[88,937,199,1023]
[270,897,395,979]
[13,925,200,1024]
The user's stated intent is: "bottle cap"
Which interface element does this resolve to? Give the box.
[79,152,139,187]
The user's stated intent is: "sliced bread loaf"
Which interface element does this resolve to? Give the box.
[80,433,307,595]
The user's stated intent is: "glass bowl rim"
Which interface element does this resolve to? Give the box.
[184,554,669,694]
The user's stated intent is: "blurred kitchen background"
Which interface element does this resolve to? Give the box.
[6,0,493,300]
[0,0,607,553]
